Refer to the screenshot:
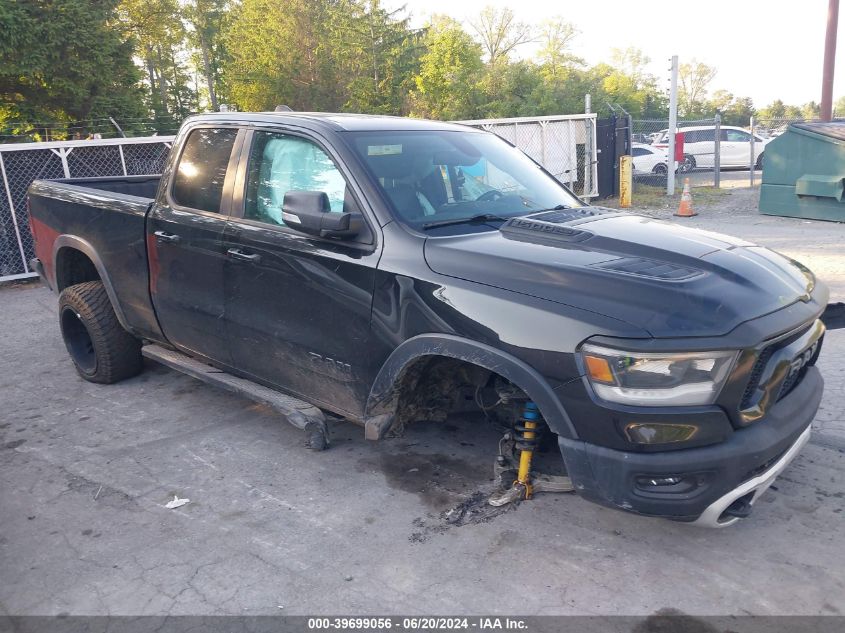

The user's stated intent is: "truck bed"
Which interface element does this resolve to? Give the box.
[47,175,161,200]
[28,175,164,341]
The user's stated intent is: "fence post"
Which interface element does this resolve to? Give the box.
[50,148,71,178]
[750,116,756,187]
[584,117,593,200]
[714,113,721,188]
[667,55,679,196]
[118,144,128,176]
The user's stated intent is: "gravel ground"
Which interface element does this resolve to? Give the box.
[1,193,843,617]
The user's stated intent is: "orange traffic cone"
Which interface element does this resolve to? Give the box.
[674,178,697,217]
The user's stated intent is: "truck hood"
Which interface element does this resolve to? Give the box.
[423,210,816,338]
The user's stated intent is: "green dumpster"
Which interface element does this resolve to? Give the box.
[759,121,845,222]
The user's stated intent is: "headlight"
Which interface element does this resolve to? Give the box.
[580,344,737,406]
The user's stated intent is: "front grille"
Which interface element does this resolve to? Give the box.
[777,334,823,401]
[740,346,774,409]
[739,321,818,412]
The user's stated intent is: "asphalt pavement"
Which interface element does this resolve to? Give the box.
[1,193,843,616]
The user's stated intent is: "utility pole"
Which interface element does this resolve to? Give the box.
[667,55,679,196]
[821,0,839,121]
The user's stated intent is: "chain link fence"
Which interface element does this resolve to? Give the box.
[457,114,598,199]
[0,137,174,281]
[632,118,722,194]
[628,116,822,196]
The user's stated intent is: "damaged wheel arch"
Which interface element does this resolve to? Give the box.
[364,333,579,439]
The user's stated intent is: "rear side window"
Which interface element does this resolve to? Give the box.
[171,128,238,213]
[632,147,650,157]
[684,129,715,143]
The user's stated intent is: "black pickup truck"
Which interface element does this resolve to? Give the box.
[28,112,829,527]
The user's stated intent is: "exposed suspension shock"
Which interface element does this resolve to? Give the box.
[489,400,573,507]
[514,401,542,498]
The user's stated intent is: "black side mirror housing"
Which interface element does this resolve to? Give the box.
[281,191,362,239]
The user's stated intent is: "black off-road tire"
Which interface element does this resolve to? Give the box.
[58,281,142,384]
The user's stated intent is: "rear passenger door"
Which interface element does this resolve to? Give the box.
[686,129,715,167]
[221,129,380,416]
[148,126,243,364]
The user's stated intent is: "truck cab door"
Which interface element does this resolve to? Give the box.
[148,126,244,364]
[221,129,380,417]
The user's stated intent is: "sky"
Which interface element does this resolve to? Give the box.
[386,0,844,108]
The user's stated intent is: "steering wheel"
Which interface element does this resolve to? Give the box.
[476,189,504,202]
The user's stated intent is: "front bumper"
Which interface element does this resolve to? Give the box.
[558,366,823,525]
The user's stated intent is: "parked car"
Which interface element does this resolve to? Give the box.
[27,112,829,527]
[653,126,769,171]
[631,143,670,176]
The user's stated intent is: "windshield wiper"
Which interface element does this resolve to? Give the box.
[422,213,510,230]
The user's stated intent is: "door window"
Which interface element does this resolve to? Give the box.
[724,129,752,142]
[244,132,348,226]
[684,129,715,143]
[171,128,237,213]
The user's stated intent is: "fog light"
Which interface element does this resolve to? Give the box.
[637,476,682,487]
[625,422,698,444]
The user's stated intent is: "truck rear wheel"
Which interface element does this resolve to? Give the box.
[58,281,142,384]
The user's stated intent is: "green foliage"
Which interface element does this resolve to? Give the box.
[757,99,827,122]
[678,59,717,117]
[3,0,836,138]
[0,0,145,139]
[222,0,344,112]
[327,0,424,114]
[410,16,484,120]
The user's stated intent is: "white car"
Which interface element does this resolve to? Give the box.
[631,143,669,176]
[653,125,768,172]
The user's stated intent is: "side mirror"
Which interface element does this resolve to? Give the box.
[281,191,362,239]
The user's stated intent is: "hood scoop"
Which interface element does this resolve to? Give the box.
[500,206,621,245]
[590,256,704,281]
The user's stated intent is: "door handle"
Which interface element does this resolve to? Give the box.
[153,230,181,244]
[227,248,261,263]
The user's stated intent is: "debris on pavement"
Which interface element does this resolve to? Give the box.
[165,495,190,509]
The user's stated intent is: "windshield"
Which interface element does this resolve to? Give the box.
[344,130,585,231]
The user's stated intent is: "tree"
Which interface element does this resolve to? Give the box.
[536,17,580,79]
[678,59,717,117]
[327,0,423,114]
[183,0,229,112]
[0,0,146,139]
[801,101,820,120]
[834,96,845,117]
[468,6,533,66]
[578,48,666,119]
[117,0,198,126]
[222,0,343,112]
[758,99,809,121]
[410,16,484,120]
[707,90,755,126]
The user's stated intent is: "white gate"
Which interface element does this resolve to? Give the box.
[456,114,598,200]
[0,136,175,282]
